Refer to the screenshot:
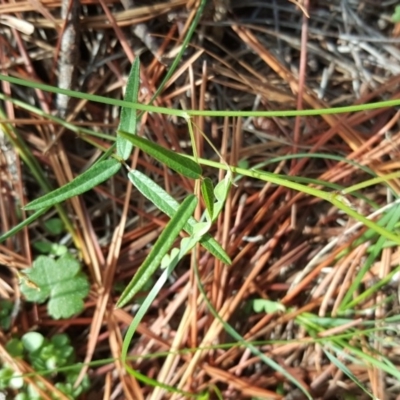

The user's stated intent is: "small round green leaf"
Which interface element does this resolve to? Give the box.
[22,332,44,353]
[9,372,24,389]
[44,218,64,235]
[6,338,24,357]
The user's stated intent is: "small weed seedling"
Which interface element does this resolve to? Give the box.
[1,332,90,399]
[19,253,90,320]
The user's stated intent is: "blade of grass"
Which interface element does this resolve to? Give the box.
[121,234,202,362]
[323,348,373,397]
[0,207,48,243]
[339,203,400,310]
[193,262,312,399]
[3,73,400,118]
[0,108,79,247]
[187,158,400,245]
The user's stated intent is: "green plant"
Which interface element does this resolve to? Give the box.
[1,332,90,399]
[3,57,400,400]
[32,217,68,256]
[393,5,400,22]
[19,253,90,319]
[2,3,400,397]
[0,299,13,330]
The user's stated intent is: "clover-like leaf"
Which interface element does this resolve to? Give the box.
[252,299,286,314]
[48,273,89,319]
[22,332,45,353]
[43,218,64,235]
[20,254,90,319]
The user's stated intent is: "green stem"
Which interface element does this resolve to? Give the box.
[2,73,400,118]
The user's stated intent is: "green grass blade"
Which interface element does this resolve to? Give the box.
[124,364,199,398]
[193,263,312,399]
[5,73,400,118]
[339,203,400,310]
[0,207,48,243]
[117,194,198,308]
[118,130,202,179]
[323,348,372,397]
[128,169,231,264]
[117,57,140,160]
[190,159,400,245]
[121,236,201,364]
[24,158,121,210]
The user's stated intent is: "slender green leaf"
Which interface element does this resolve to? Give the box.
[323,348,370,396]
[192,222,210,238]
[121,233,201,363]
[214,171,231,203]
[212,171,232,221]
[119,130,202,179]
[7,72,400,118]
[193,262,312,399]
[0,207,48,243]
[24,159,121,210]
[117,194,198,307]
[340,203,400,310]
[201,177,214,219]
[117,58,140,160]
[128,169,231,264]
[124,364,196,397]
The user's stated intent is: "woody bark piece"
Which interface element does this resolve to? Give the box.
[56,0,80,118]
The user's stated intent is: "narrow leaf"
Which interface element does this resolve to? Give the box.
[24,159,121,210]
[117,58,140,160]
[128,169,231,264]
[201,177,214,219]
[192,222,210,238]
[117,194,198,307]
[0,207,48,243]
[213,171,232,221]
[119,130,202,179]
[121,230,201,363]
[214,171,231,202]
